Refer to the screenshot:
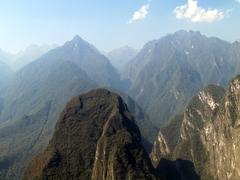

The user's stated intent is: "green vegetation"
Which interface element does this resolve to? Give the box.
[24,89,157,180]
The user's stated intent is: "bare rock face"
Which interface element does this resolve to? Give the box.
[23,89,157,180]
[151,84,227,179]
[151,75,240,179]
[201,76,240,180]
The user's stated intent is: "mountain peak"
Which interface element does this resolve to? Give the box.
[68,35,86,46]
[23,89,156,180]
[72,35,84,42]
[173,30,202,38]
[63,35,99,53]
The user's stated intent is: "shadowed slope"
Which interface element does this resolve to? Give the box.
[24,89,157,180]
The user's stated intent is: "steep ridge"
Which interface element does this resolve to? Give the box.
[151,75,240,180]
[104,89,159,152]
[23,89,157,180]
[121,94,158,153]
[124,30,240,127]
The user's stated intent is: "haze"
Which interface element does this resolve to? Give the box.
[0,0,239,53]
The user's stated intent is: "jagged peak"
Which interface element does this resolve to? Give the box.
[69,35,86,45]
[58,35,102,57]
[72,35,84,42]
[174,29,201,36]
[23,88,156,180]
[143,30,205,51]
[63,35,91,49]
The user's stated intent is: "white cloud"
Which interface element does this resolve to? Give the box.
[235,0,240,3]
[174,0,227,23]
[128,4,150,24]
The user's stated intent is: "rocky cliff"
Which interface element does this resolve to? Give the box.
[151,76,240,180]
[23,89,157,180]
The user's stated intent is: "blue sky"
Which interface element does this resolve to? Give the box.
[0,0,239,53]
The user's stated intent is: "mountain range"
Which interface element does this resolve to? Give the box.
[0,35,156,179]
[0,44,57,71]
[0,30,240,180]
[124,30,240,127]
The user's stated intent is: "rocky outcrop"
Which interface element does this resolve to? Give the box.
[201,76,240,179]
[23,89,157,180]
[151,83,233,179]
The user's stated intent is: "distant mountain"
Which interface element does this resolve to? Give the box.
[107,46,137,71]
[12,44,57,70]
[0,44,57,71]
[233,41,240,72]
[0,61,12,90]
[150,75,240,179]
[0,50,13,68]
[40,35,123,89]
[0,35,123,123]
[23,89,157,180]
[124,30,240,127]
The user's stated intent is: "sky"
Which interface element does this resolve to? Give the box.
[0,0,239,53]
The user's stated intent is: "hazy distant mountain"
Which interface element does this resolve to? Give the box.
[0,61,12,89]
[0,50,14,67]
[232,41,240,72]
[23,89,157,180]
[0,44,57,71]
[107,46,137,70]
[124,30,240,127]
[12,44,58,70]
[50,35,123,89]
